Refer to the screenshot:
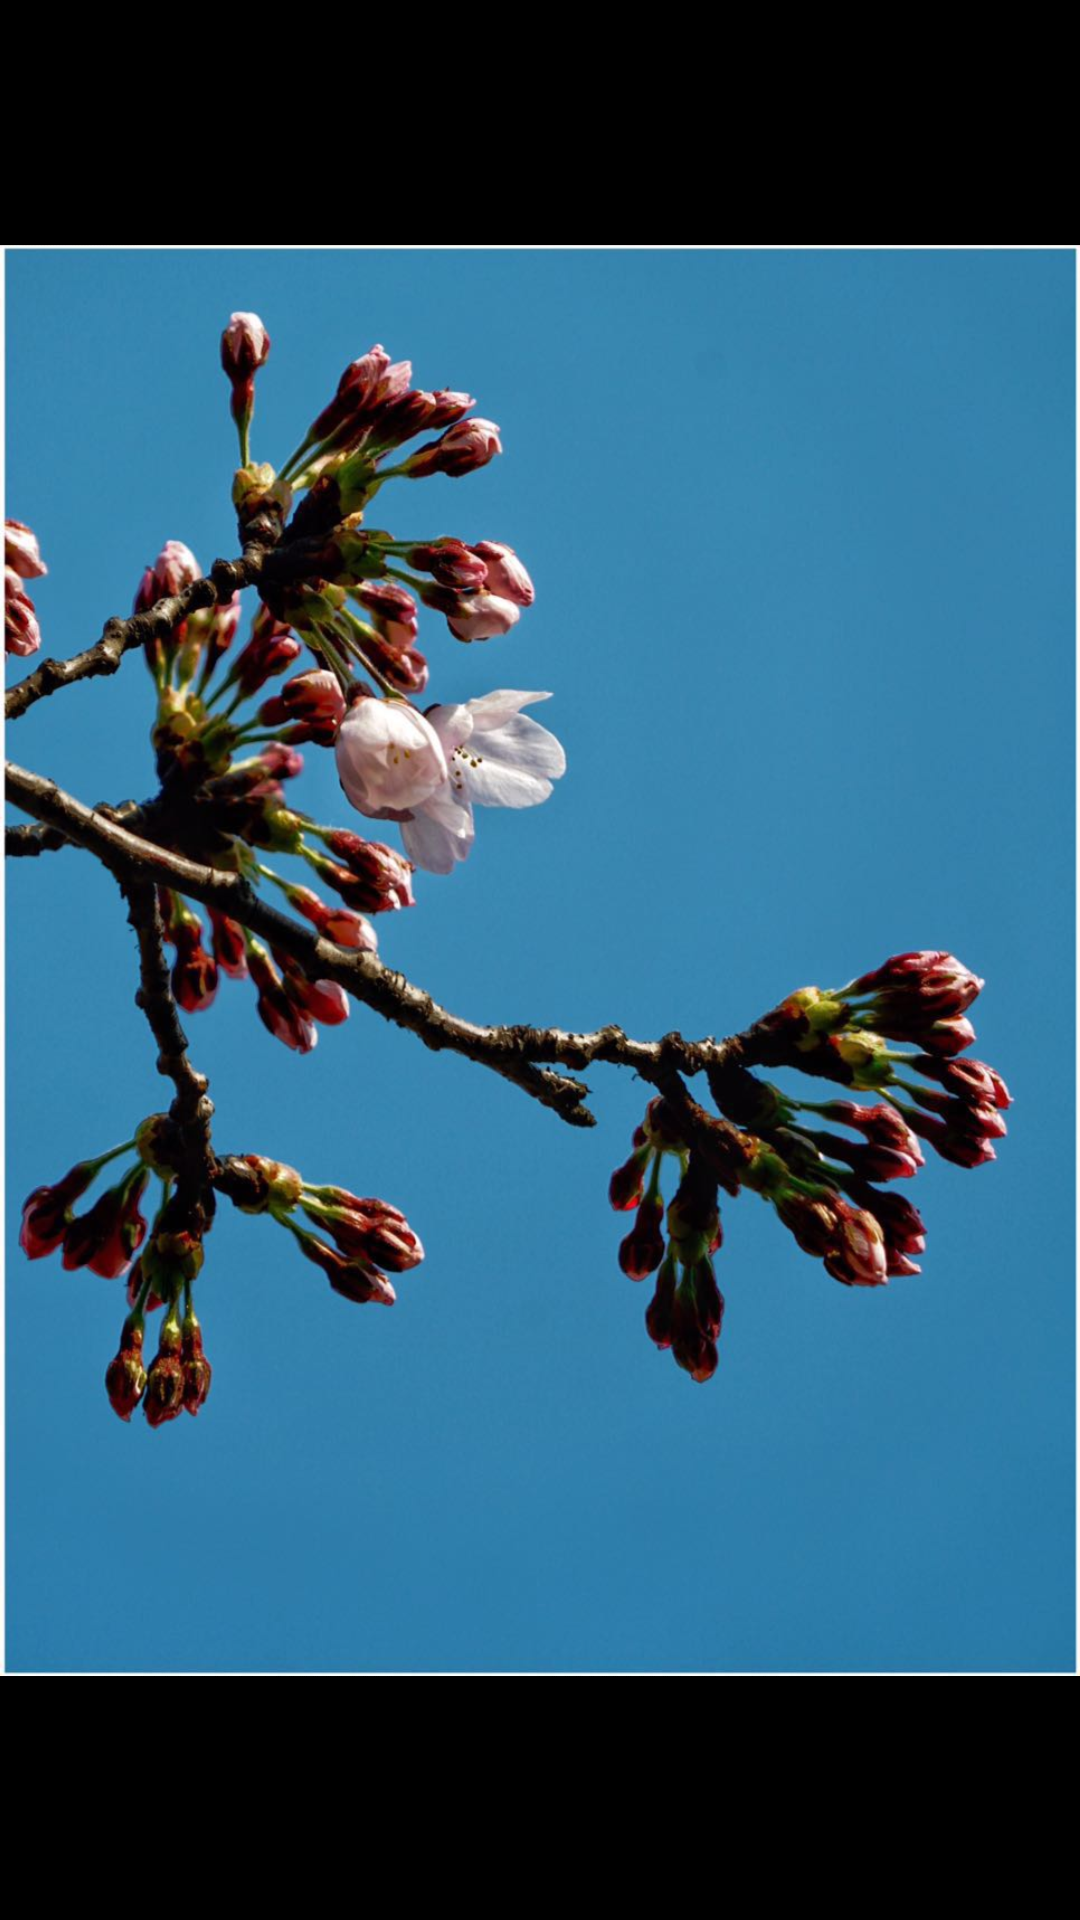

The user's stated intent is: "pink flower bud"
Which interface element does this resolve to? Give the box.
[919,1016,977,1056]
[247,945,318,1053]
[358,628,430,695]
[334,694,449,817]
[445,592,522,643]
[134,540,201,611]
[353,581,420,652]
[5,519,47,580]
[470,541,534,607]
[220,311,270,380]
[609,1149,648,1212]
[5,569,42,655]
[257,743,305,780]
[823,1201,888,1288]
[62,1171,149,1280]
[911,1056,1011,1109]
[402,418,502,480]
[275,951,351,1027]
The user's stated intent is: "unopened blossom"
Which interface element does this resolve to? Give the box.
[285,883,379,952]
[247,944,318,1053]
[353,581,419,652]
[144,1311,186,1429]
[5,519,47,579]
[105,1321,148,1422]
[62,1171,149,1280]
[470,541,534,606]
[322,831,415,910]
[259,669,346,744]
[208,908,249,979]
[5,569,41,656]
[220,312,270,381]
[445,592,522,643]
[335,694,450,817]
[181,1309,213,1416]
[302,1192,424,1273]
[396,690,566,876]
[618,1195,666,1279]
[20,1163,99,1259]
[401,418,502,480]
[276,951,351,1028]
[172,915,219,1013]
[406,541,489,591]
[134,539,201,612]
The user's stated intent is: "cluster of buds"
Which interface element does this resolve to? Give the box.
[5,518,46,656]
[18,1125,214,1427]
[609,1101,725,1382]
[606,953,1008,1385]
[226,1154,423,1309]
[741,952,1010,1170]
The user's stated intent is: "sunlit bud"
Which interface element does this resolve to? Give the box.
[823,1201,888,1288]
[309,346,393,442]
[172,913,219,1013]
[322,831,415,910]
[903,1106,1000,1168]
[608,1146,650,1211]
[919,1015,977,1056]
[293,1229,397,1305]
[247,943,318,1053]
[258,669,346,745]
[352,580,420,651]
[848,951,985,1015]
[618,1195,666,1279]
[62,1169,149,1279]
[105,1319,147,1422]
[135,1113,181,1177]
[6,518,47,582]
[401,418,502,479]
[774,1189,838,1257]
[445,591,522,643]
[5,570,42,655]
[134,540,200,612]
[181,1307,213,1416]
[469,541,534,607]
[910,1055,1011,1109]
[306,1196,424,1273]
[810,1130,920,1183]
[887,1251,922,1277]
[221,311,270,381]
[208,908,249,979]
[20,1160,100,1259]
[358,628,430,695]
[285,883,379,952]
[845,1183,927,1258]
[234,1155,304,1214]
[275,950,350,1027]
[144,1309,186,1429]
[406,541,489,591]
[817,1100,924,1164]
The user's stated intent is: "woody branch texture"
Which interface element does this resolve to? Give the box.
[5,314,1011,1426]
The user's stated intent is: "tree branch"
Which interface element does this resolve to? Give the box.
[5,822,68,856]
[6,758,750,1131]
[4,554,266,722]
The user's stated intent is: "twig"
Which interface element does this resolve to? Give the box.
[121,879,216,1232]
[6,759,750,1133]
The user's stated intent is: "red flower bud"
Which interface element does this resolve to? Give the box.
[172,915,219,1013]
[181,1314,213,1416]
[322,831,415,910]
[105,1321,148,1421]
[247,945,318,1053]
[144,1313,186,1429]
[406,540,489,590]
[208,908,249,979]
[618,1195,666,1279]
[20,1161,98,1259]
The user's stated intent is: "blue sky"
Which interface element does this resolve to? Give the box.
[5,248,1075,1672]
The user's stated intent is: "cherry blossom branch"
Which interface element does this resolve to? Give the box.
[6,757,752,1130]
[3,555,273,722]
